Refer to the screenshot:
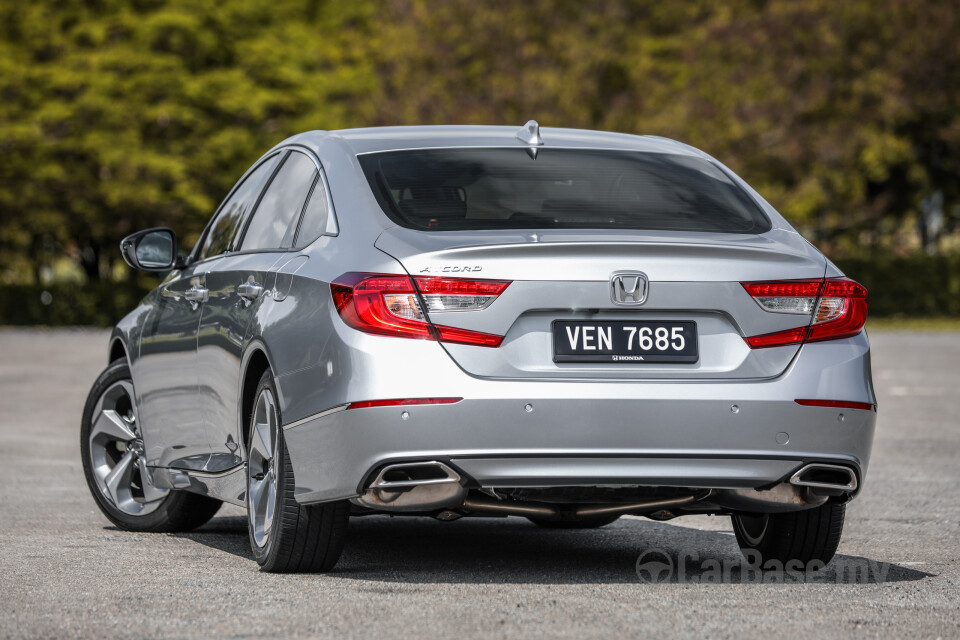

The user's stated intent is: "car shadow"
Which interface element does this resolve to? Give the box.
[172,514,933,585]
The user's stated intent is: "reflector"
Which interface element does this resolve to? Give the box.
[795,399,876,411]
[346,397,463,410]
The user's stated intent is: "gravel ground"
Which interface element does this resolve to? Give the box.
[0,328,957,639]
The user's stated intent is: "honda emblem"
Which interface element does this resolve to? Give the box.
[610,271,649,306]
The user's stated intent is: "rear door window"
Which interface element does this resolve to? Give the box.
[358,148,770,234]
[197,154,281,261]
[240,150,318,251]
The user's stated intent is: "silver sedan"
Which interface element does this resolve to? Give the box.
[81,122,875,572]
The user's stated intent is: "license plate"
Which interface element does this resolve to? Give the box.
[553,320,698,363]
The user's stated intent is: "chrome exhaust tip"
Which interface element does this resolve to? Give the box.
[353,461,466,512]
[789,463,858,492]
[373,461,461,487]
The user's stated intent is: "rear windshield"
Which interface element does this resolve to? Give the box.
[358,148,771,234]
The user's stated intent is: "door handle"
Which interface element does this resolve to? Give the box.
[237,282,263,301]
[184,286,209,303]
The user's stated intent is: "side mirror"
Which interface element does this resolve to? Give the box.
[120,228,180,272]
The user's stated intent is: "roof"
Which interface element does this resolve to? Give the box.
[275,124,708,158]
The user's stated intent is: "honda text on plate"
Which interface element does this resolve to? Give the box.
[81,122,875,572]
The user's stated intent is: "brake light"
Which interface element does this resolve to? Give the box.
[741,277,867,348]
[331,273,509,347]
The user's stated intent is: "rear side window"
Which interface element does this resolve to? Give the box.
[198,154,280,260]
[241,150,318,251]
[293,176,330,248]
[358,148,770,234]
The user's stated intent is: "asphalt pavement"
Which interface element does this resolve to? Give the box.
[0,328,957,639]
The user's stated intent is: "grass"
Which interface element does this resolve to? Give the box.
[867,317,960,331]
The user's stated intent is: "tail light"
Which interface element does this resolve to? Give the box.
[331,273,510,347]
[741,277,867,348]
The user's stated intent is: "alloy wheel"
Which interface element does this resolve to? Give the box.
[248,387,279,548]
[88,380,168,516]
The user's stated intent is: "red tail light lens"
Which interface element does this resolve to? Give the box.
[331,273,509,347]
[807,278,868,343]
[331,274,434,340]
[741,277,868,348]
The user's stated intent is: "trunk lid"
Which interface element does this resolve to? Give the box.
[376,227,826,380]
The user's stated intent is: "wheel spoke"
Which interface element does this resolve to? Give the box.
[136,456,168,503]
[116,380,139,431]
[263,470,276,532]
[115,379,135,405]
[91,387,109,420]
[254,474,271,516]
[252,421,273,461]
[250,477,266,518]
[104,450,136,507]
[266,399,277,453]
[249,468,276,546]
[91,409,136,444]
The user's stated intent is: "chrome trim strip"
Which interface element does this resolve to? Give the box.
[273,142,340,237]
[354,145,679,156]
[282,404,349,431]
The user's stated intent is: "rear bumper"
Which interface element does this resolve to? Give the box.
[283,334,876,504]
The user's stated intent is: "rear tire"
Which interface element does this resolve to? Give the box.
[81,359,221,532]
[527,514,621,529]
[732,502,845,568]
[246,371,349,572]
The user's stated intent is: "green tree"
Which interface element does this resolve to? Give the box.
[1,0,958,289]
[0,0,380,283]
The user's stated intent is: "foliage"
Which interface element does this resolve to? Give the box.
[1,0,959,287]
[0,280,152,326]
[0,0,380,283]
[834,255,960,318]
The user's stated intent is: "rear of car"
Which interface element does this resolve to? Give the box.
[87,123,876,573]
[283,130,876,566]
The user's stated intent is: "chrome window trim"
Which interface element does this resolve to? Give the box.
[279,143,340,238]
[190,150,286,263]
[235,149,318,251]
[189,143,340,264]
